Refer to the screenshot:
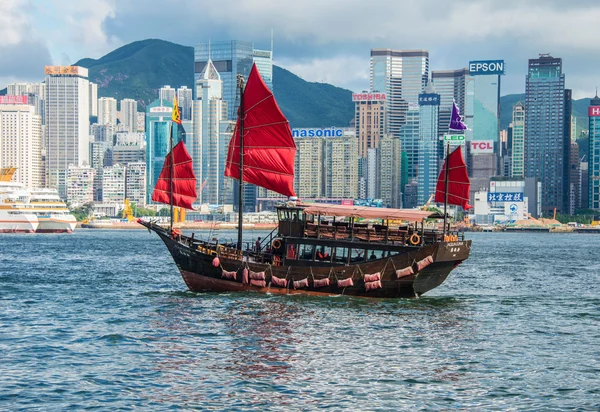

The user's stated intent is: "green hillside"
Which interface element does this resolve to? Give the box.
[73,39,353,128]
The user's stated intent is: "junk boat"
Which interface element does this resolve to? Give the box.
[139,62,472,298]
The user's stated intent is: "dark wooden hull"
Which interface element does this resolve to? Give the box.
[144,221,470,298]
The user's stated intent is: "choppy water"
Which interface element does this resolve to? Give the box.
[1,230,599,410]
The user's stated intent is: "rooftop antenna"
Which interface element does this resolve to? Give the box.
[270,28,274,60]
[208,39,211,60]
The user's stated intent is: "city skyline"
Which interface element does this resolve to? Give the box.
[2,1,600,99]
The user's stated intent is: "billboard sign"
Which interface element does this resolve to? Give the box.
[470,140,494,154]
[444,134,465,142]
[292,127,344,138]
[44,66,88,77]
[352,92,386,102]
[468,60,505,76]
[149,107,171,113]
[589,106,600,117]
[418,93,440,106]
[0,95,28,105]
[488,192,524,202]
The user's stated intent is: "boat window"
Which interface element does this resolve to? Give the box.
[305,213,315,224]
[286,244,298,260]
[350,248,366,263]
[367,250,383,260]
[333,247,348,264]
[298,244,315,260]
[316,246,331,262]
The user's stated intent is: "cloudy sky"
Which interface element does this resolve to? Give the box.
[2,0,600,98]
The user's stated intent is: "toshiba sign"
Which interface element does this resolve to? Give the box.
[470,140,494,154]
[589,106,600,117]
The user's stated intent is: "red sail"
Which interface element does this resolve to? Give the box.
[224,63,297,197]
[434,146,472,210]
[152,141,197,210]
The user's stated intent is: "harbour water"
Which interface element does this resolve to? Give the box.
[1,230,599,410]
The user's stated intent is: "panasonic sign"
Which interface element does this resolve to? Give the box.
[468,60,505,76]
[292,127,344,138]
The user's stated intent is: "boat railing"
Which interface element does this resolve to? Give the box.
[303,222,464,245]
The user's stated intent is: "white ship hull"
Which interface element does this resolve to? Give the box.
[36,216,77,233]
[0,214,39,233]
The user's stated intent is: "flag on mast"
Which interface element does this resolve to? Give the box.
[449,101,467,131]
[172,96,182,124]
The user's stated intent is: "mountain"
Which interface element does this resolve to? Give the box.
[74,39,353,128]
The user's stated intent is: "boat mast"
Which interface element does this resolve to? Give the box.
[443,142,449,237]
[169,121,174,232]
[236,73,245,251]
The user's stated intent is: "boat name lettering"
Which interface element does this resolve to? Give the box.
[446,242,464,247]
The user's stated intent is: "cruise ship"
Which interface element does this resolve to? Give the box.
[0,179,39,233]
[29,188,77,233]
[0,168,77,233]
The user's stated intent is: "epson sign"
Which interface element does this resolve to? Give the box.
[468,60,505,76]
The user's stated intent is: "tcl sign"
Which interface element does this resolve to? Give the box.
[470,141,494,154]
[589,106,600,117]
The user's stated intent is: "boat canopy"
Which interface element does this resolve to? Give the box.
[300,203,435,222]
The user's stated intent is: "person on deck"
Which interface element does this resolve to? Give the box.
[255,237,261,252]
[369,252,377,260]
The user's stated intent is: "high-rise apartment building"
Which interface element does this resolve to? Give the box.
[194,40,273,120]
[325,136,358,199]
[370,49,429,138]
[7,82,46,120]
[511,102,525,178]
[66,165,94,206]
[120,99,137,133]
[524,55,568,214]
[98,97,117,126]
[353,92,386,157]
[159,86,176,104]
[0,100,43,187]
[89,82,98,117]
[588,95,600,210]
[294,137,325,199]
[125,162,147,207]
[45,66,90,198]
[379,137,402,208]
[417,91,440,205]
[177,86,193,121]
[192,59,232,205]
[102,164,126,204]
[90,139,111,201]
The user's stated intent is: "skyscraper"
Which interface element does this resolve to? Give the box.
[44,66,90,198]
[120,98,138,133]
[98,97,117,126]
[0,99,43,187]
[194,40,273,120]
[6,82,46,121]
[511,102,525,178]
[431,68,467,141]
[524,55,567,214]
[159,86,176,104]
[370,49,429,138]
[177,86,193,121]
[379,137,402,208]
[353,92,386,157]
[294,137,325,199]
[89,82,98,117]
[192,59,231,205]
[588,95,600,210]
[417,90,440,205]
[325,136,358,199]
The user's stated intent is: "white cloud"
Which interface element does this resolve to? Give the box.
[277,55,369,92]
